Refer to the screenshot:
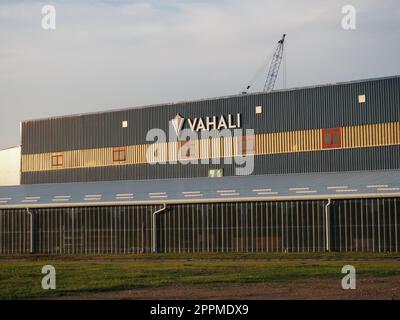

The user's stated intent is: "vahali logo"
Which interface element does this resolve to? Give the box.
[171,114,185,135]
[171,113,242,135]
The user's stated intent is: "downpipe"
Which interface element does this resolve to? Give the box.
[152,204,167,253]
[325,199,332,252]
[26,208,34,254]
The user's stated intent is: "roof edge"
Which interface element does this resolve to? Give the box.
[21,74,400,123]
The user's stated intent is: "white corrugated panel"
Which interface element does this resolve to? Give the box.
[0,146,21,186]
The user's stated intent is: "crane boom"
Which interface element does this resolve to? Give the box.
[263,34,286,92]
[242,34,286,94]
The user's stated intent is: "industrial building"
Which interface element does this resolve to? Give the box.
[0,75,400,254]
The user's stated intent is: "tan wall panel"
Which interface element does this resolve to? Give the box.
[21,122,400,173]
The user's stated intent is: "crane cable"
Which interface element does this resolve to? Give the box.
[242,34,286,94]
[242,50,274,94]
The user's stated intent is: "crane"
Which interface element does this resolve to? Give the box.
[242,34,286,94]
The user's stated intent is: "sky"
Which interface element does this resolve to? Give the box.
[0,0,399,149]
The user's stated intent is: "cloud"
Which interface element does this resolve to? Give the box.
[0,0,399,149]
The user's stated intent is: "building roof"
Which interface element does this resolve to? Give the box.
[1,170,400,209]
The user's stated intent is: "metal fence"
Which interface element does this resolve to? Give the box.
[0,209,31,254]
[330,198,399,252]
[156,202,327,253]
[0,198,399,254]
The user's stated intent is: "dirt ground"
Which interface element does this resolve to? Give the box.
[44,276,400,300]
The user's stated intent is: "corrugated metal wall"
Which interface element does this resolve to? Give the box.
[21,76,400,153]
[20,121,400,173]
[21,146,400,184]
[1,198,399,254]
[20,76,400,184]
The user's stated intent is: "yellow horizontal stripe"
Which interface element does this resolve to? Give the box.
[21,121,400,173]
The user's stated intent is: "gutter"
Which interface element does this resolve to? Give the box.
[1,192,399,210]
[152,204,167,253]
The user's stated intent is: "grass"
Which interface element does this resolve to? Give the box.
[0,252,400,299]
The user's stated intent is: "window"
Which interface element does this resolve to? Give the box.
[122,120,128,128]
[51,153,63,167]
[255,106,262,114]
[179,140,197,160]
[322,128,342,149]
[209,169,223,178]
[113,147,127,162]
[358,95,366,104]
[237,135,255,155]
